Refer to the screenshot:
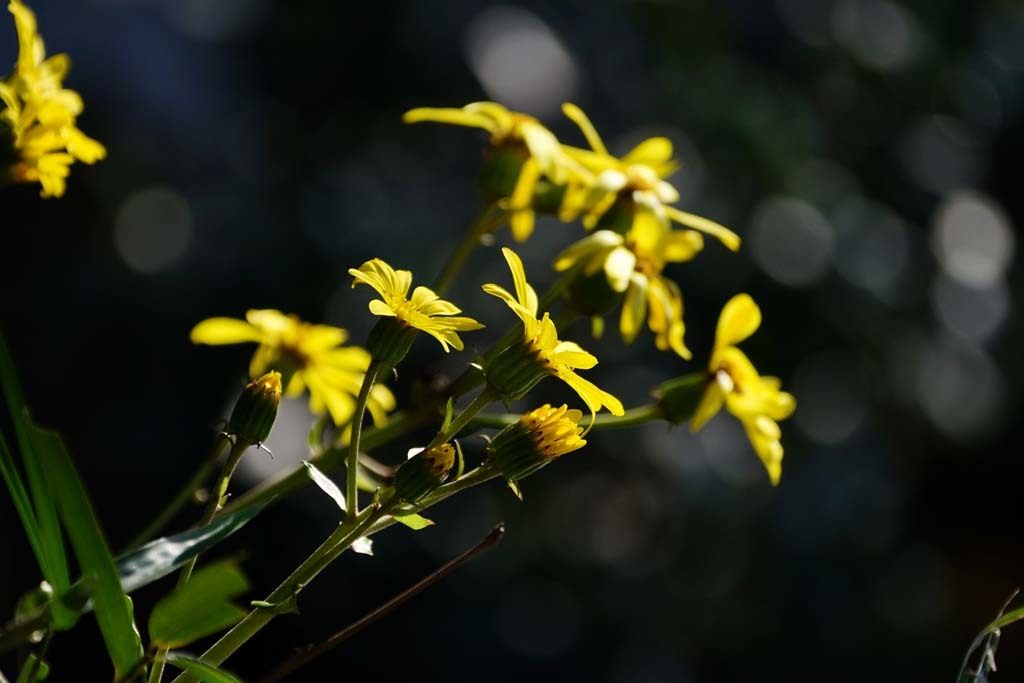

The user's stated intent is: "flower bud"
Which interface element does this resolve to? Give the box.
[479,143,528,200]
[654,373,705,426]
[394,444,456,502]
[484,340,551,401]
[487,404,586,481]
[563,267,622,317]
[594,194,635,235]
[228,371,282,444]
[365,316,420,370]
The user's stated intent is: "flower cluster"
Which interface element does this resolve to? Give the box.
[0,0,104,197]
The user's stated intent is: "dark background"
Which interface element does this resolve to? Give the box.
[2,0,1023,680]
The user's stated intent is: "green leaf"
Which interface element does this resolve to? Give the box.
[392,510,434,530]
[303,461,345,513]
[163,652,244,683]
[441,397,455,433]
[0,334,70,601]
[33,425,144,678]
[114,503,265,596]
[250,595,299,616]
[453,440,465,479]
[351,537,373,555]
[149,561,250,649]
[0,430,44,576]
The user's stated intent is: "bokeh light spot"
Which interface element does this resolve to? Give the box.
[114,186,193,274]
[749,196,834,287]
[931,190,1014,288]
[792,349,870,445]
[463,6,579,118]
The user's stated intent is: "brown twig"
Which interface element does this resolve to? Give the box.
[259,523,506,683]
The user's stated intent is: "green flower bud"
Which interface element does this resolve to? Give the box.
[229,371,282,444]
[487,404,586,481]
[479,143,528,200]
[655,373,706,426]
[366,316,419,371]
[394,444,456,503]
[563,266,622,317]
[484,340,551,400]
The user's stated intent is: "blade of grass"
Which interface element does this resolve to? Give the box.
[0,430,44,571]
[0,333,70,596]
[34,423,144,678]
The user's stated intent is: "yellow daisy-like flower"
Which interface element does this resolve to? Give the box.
[0,0,105,197]
[690,294,796,485]
[559,104,739,250]
[403,101,591,241]
[482,247,624,420]
[554,212,704,359]
[190,310,396,428]
[487,404,587,482]
[349,258,484,354]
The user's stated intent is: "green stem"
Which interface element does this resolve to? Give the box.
[470,403,664,431]
[171,503,391,683]
[347,361,381,518]
[432,203,504,295]
[124,437,230,552]
[427,388,498,448]
[150,439,250,683]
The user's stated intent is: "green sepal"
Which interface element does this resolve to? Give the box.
[506,479,524,500]
[479,143,528,200]
[655,373,706,426]
[564,268,622,317]
[366,317,419,371]
[484,341,549,401]
[594,193,635,234]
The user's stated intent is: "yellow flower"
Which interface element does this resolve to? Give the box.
[559,104,739,250]
[0,0,105,197]
[190,310,396,428]
[403,101,591,241]
[482,247,624,420]
[690,294,796,485]
[554,212,705,359]
[349,258,484,353]
[487,404,587,482]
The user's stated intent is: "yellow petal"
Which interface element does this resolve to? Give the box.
[402,107,497,133]
[689,382,723,432]
[301,324,349,352]
[561,102,608,155]
[554,230,622,272]
[603,246,636,293]
[499,247,534,312]
[663,230,704,263]
[715,294,761,349]
[619,278,647,344]
[664,206,741,251]
[190,318,263,345]
[549,341,598,369]
[622,137,673,166]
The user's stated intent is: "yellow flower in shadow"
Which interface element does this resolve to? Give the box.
[190,310,396,428]
[690,294,796,485]
[0,0,105,197]
[404,101,591,241]
[554,212,705,359]
[559,104,739,251]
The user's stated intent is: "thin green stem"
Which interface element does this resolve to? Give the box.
[171,502,391,683]
[432,203,504,295]
[124,437,230,552]
[347,360,380,518]
[470,403,664,431]
[427,388,498,448]
[150,438,250,683]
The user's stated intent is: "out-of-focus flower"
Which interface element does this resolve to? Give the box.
[554,212,704,358]
[349,259,484,358]
[483,247,624,421]
[690,294,795,485]
[190,310,396,428]
[404,102,591,241]
[487,404,586,482]
[560,104,739,250]
[0,0,105,197]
